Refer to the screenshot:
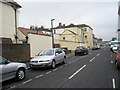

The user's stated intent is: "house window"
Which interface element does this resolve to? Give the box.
[84,28,87,31]
[85,36,87,39]
[63,37,65,40]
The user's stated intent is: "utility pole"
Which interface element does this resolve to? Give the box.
[51,19,55,48]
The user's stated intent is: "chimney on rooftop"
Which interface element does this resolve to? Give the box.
[63,24,65,27]
[59,23,62,27]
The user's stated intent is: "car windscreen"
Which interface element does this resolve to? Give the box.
[38,50,54,56]
[111,42,120,45]
[76,47,84,50]
[0,57,8,64]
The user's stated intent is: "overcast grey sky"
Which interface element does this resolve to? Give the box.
[15,0,119,41]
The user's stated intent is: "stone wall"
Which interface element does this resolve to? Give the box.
[0,44,30,62]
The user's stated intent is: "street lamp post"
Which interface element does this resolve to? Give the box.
[51,19,55,48]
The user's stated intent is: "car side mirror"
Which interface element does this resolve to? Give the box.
[114,51,118,54]
[55,53,59,56]
[5,60,10,64]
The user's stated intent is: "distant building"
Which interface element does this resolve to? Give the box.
[93,34,103,46]
[54,23,93,50]
[0,0,21,43]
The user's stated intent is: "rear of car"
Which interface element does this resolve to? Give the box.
[114,46,120,69]
[75,46,88,56]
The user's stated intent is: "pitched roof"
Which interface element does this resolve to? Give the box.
[54,23,93,30]
[18,27,45,36]
[65,24,93,30]
[2,0,22,8]
[60,30,77,35]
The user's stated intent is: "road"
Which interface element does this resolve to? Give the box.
[2,46,120,89]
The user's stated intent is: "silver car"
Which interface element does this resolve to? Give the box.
[29,48,66,69]
[0,56,27,82]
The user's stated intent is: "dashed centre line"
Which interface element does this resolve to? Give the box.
[68,65,86,80]
[90,57,95,62]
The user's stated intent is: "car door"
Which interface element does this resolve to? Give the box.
[117,47,120,59]
[54,49,61,64]
[1,57,16,82]
[59,49,65,60]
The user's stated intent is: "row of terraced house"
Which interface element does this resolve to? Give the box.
[0,0,102,61]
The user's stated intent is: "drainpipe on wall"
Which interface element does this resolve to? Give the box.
[14,8,18,44]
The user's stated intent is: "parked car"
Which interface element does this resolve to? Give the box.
[92,45,100,50]
[114,46,120,69]
[92,46,98,50]
[75,46,88,56]
[0,56,27,82]
[29,48,66,69]
[111,44,118,52]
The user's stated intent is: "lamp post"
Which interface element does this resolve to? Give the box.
[51,19,55,48]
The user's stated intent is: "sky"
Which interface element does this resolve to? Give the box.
[15,0,120,41]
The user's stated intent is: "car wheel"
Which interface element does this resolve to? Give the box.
[16,68,25,80]
[75,53,77,56]
[51,60,56,69]
[62,58,65,64]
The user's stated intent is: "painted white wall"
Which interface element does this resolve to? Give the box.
[0,2,19,43]
[28,34,52,57]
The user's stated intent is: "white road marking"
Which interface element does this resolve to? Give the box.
[69,62,72,64]
[46,71,51,74]
[64,64,67,66]
[10,86,16,89]
[111,55,113,57]
[90,57,95,62]
[111,61,113,64]
[68,65,86,80]
[112,78,116,89]
[97,54,100,56]
[59,66,63,69]
[53,68,58,71]
[22,79,32,84]
[36,74,43,78]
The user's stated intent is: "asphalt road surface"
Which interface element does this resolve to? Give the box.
[2,46,120,89]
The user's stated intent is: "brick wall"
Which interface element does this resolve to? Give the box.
[0,44,30,62]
